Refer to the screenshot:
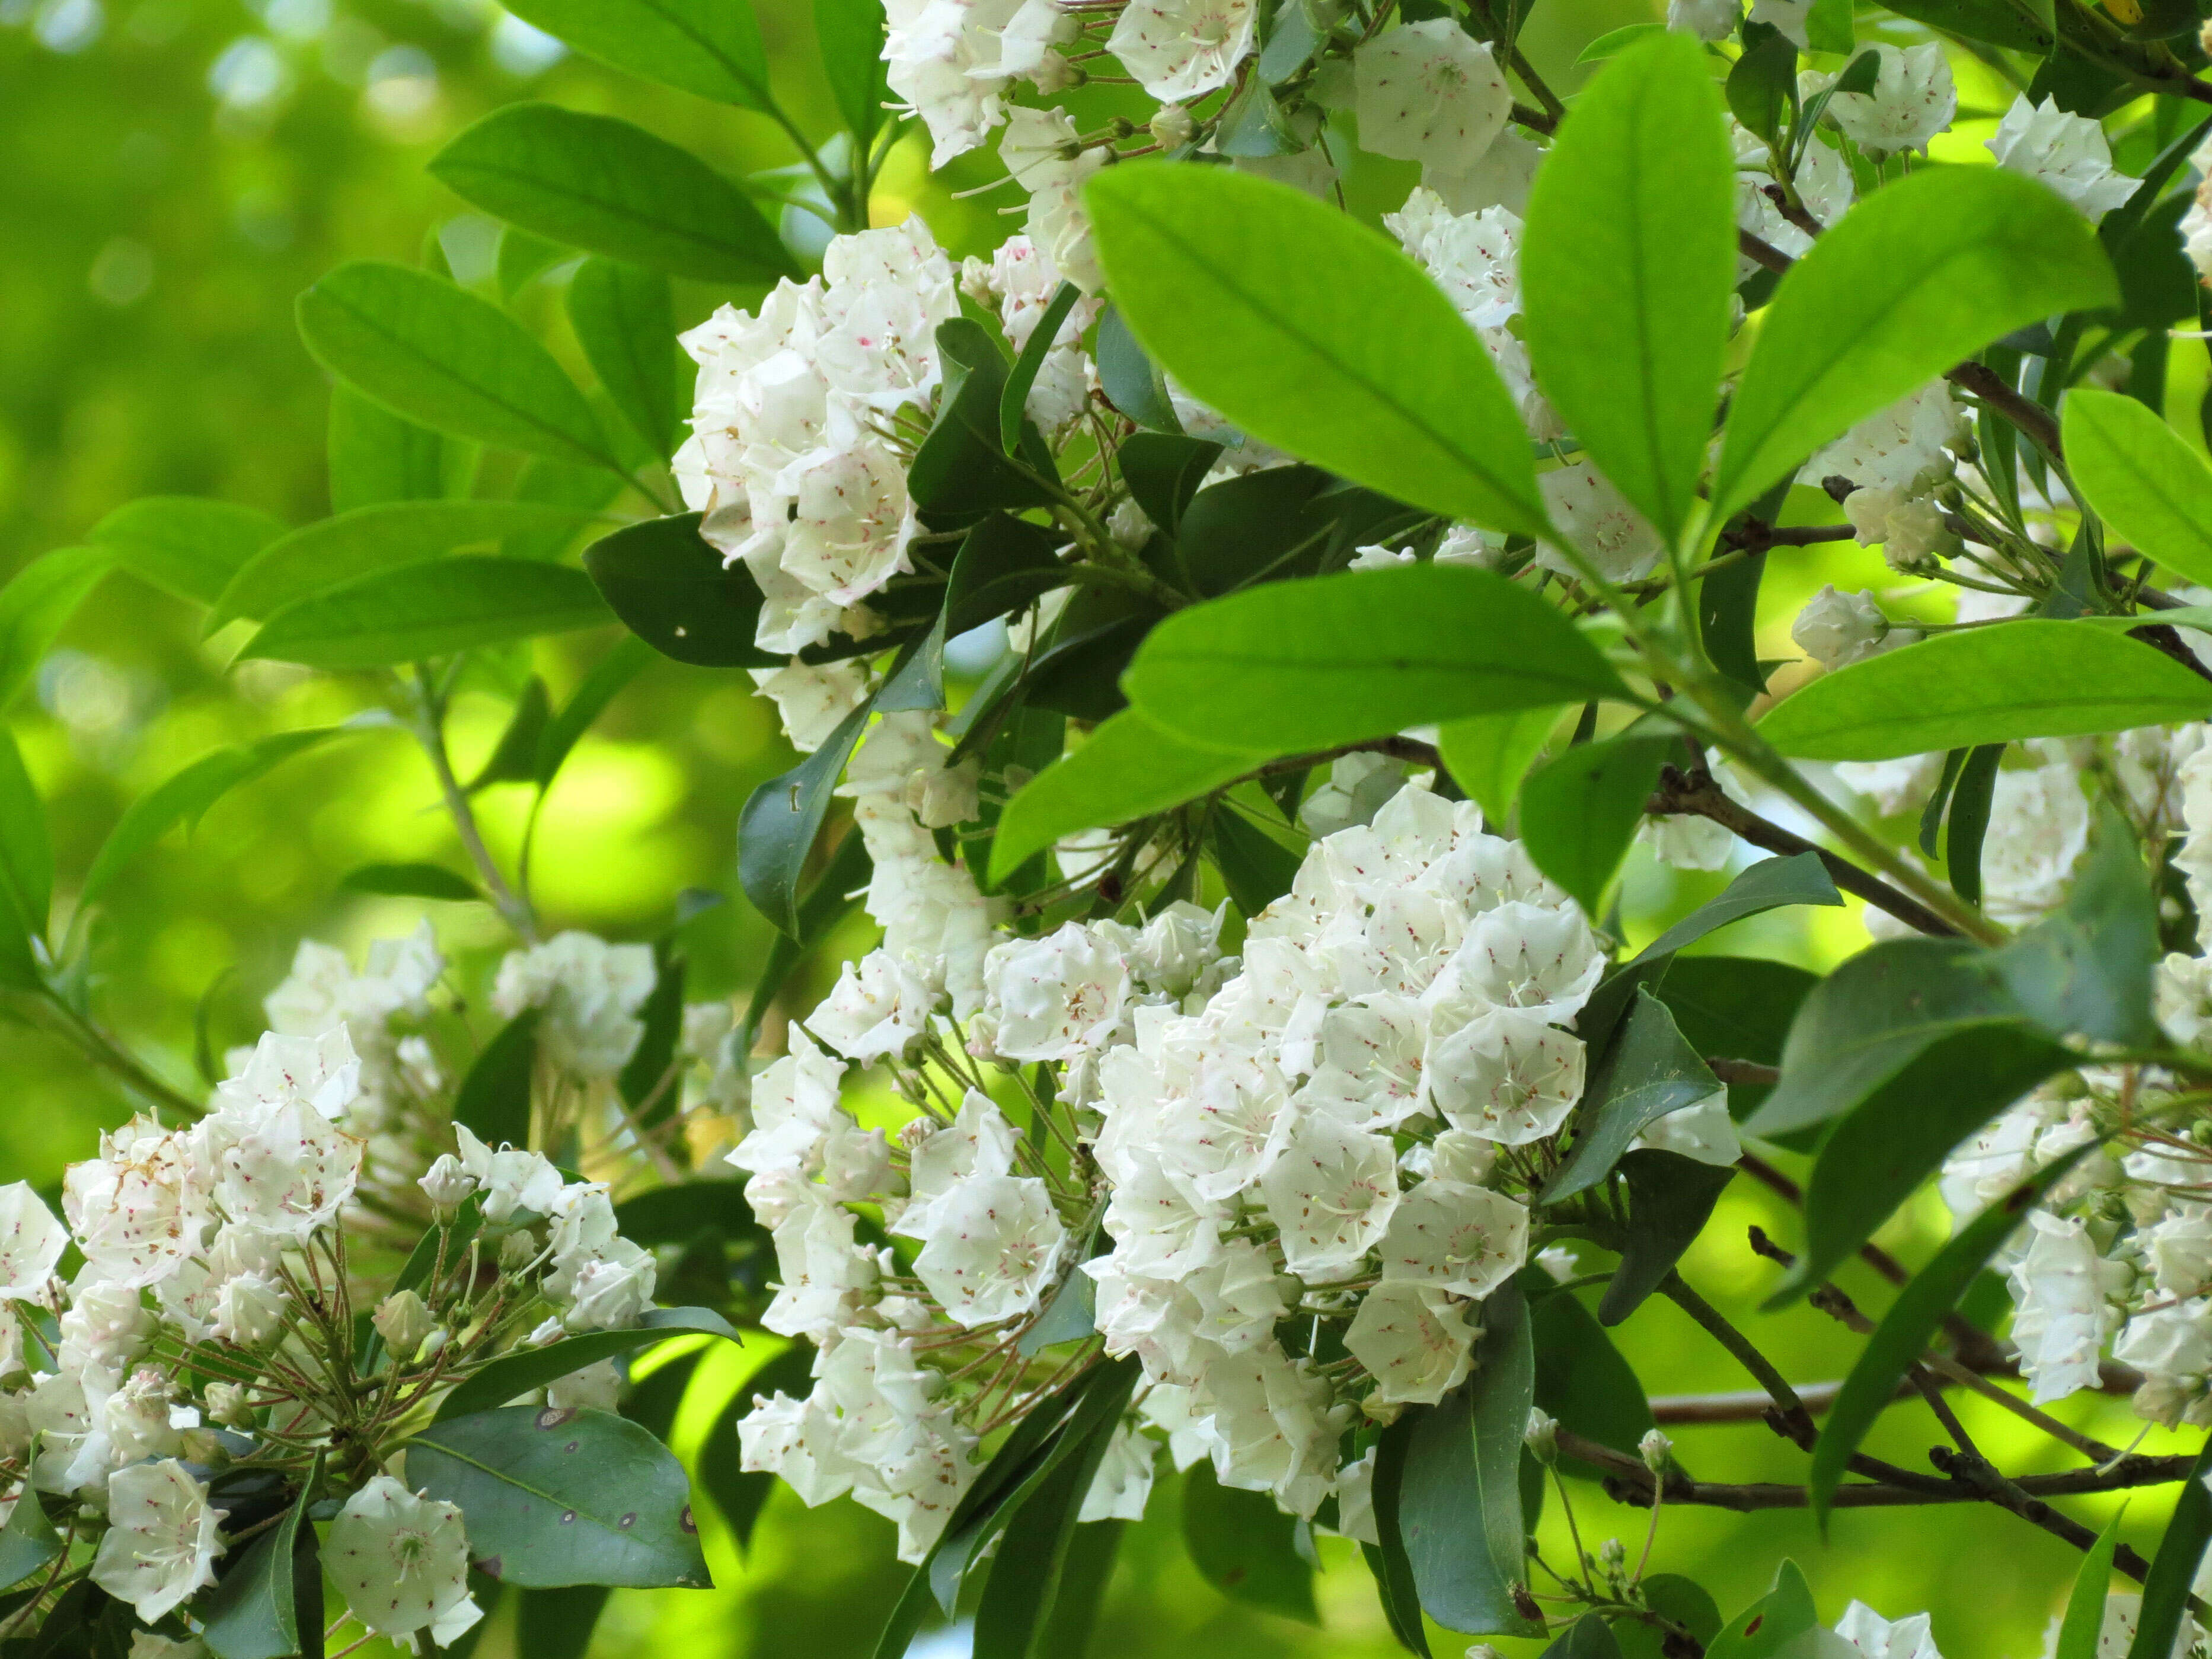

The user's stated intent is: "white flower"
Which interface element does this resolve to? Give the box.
[1633,1093,1742,1166]
[196,1092,364,1239]
[984,923,1132,1062]
[1638,1427,1674,1473]
[1345,1282,1476,1403]
[493,931,657,1080]
[326,1476,484,1648]
[1387,189,1522,330]
[546,1357,624,1411]
[1814,44,1955,157]
[1355,22,1512,178]
[1107,0,1256,101]
[216,1026,363,1121]
[1987,96,2138,222]
[210,1272,290,1347]
[840,712,981,828]
[809,948,937,1063]
[1078,1422,1159,1521]
[749,659,874,753]
[1377,1179,1529,1299]
[1981,759,2090,928]
[912,1173,1067,1325]
[1844,486,1955,572]
[882,0,1021,164]
[417,1154,475,1217]
[373,1290,435,1360]
[2159,953,2212,1051]
[1426,1007,1585,1144]
[2008,1211,2112,1403]
[1835,1601,1943,1659]
[1792,585,1892,671]
[90,1459,226,1625]
[1667,0,1738,36]
[1334,1446,1381,1543]
[1259,1106,1402,1278]
[454,1125,564,1223]
[899,1090,1019,1236]
[0,1182,66,1300]
[1813,382,1966,496]
[1436,901,1605,1026]
[63,1119,212,1290]
[1536,464,1667,583]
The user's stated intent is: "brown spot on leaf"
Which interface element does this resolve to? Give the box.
[535,1408,579,1430]
[680,1505,698,1535]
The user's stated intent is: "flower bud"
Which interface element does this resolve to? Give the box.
[1150,104,1198,148]
[204,1382,254,1427]
[1638,1428,1674,1475]
[373,1289,435,1361]
[419,1154,476,1219]
[1467,1645,1506,1659]
[1032,49,1083,93]
[499,1230,540,1271]
[212,1274,290,1348]
[1523,1405,1558,1464]
[1598,1537,1627,1570]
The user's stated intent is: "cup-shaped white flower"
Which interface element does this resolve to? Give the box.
[326,1475,483,1649]
[90,1459,227,1625]
[983,923,1133,1063]
[1345,1282,1476,1404]
[1426,1007,1585,1144]
[1106,0,1257,102]
[1435,901,1605,1026]
[1354,21,1512,175]
[0,1183,66,1300]
[1258,1108,1401,1280]
[1377,1179,1528,1300]
[912,1173,1067,1325]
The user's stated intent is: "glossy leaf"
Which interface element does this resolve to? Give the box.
[991,709,1266,884]
[1770,1024,2074,1304]
[1530,1280,1654,1456]
[242,557,612,669]
[452,1008,540,1150]
[1208,803,1302,919]
[0,1486,60,1590]
[1123,565,1626,757]
[1745,938,2017,1136]
[1119,433,1222,539]
[89,497,285,608]
[1634,851,1842,964]
[2064,388,2212,585]
[1438,707,1556,828]
[496,0,773,110]
[1809,1141,2095,1526]
[2126,1435,2212,1659]
[739,825,871,1052]
[740,701,872,936]
[434,1307,739,1422]
[1096,304,1183,433]
[1712,169,2119,523]
[296,262,615,471]
[1756,621,2212,761]
[1182,1464,1318,1624]
[946,513,1067,637]
[515,1585,611,1659]
[1000,282,1082,453]
[1545,1615,1624,1659]
[1706,1562,1818,1659]
[1995,807,2159,1045]
[2058,1516,2124,1659]
[1943,741,2003,907]
[1543,991,1723,1203]
[1518,733,1674,915]
[0,547,111,709]
[569,260,681,460]
[619,941,688,1144]
[1601,1150,1738,1325]
[1367,1419,1434,1659]
[909,320,1058,518]
[1657,956,1817,1118]
[201,1463,319,1659]
[340,862,481,902]
[1036,1518,1123,1659]
[1522,32,1734,544]
[972,1407,1137,1659]
[584,513,780,668]
[1400,1281,1541,1636]
[329,385,447,515]
[407,1406,711,1589]
[818,0,891,145]
[1086,165,1549,536]
[431,105,793,283]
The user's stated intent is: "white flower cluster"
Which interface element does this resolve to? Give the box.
[729,783,1741,1556]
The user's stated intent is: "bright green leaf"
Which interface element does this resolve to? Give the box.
[242,557,613,669]
[0,729,52,964]
[89,498,286,608]
[817,0,890,148]
[1633,851,1843,964]
[569,260,682,461]
[1518,733,1674,916]
[497,0,773,110]
[330,385,448,515]
[537,635,656,788]
[1438,707,1557,828]
[1995,806,2159,1045]
[0,547,111,710]
[2064,387,2212,586]
[2059,1516,2124,1659]
[434,1307,739,1422]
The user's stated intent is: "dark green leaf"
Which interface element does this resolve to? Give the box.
[1208,804,1301,919]
[329,385,447,516]
[909,320,1057,519]
[1809,1141,2096,1527]
[499,0,773,109]
[89,498,285,608]
[1530,1280,1654,1456]
[468,678,552,791]
[569,260,681,461]
[1543,991,1722,1203]
[1124,565,1626,757]
[1437,708,1556,827]
[1944,742,2002,906]
[1036,1518,1123,1659]
[242,557,614,669]
[2125,1438,2212,1659]
[585,513,779,668]
[1524,33,1732,545]
[1086,165,1549,536]
[1096,304,1183,433]
[431,105,793,283]
[2058,1514,2124,1659]
[296,263,615,471]
[1726,27,1797,145]
[1706,1562,1818,1659]
[1001,283,1083,454]
[407,1406,711,1588]
[1544,1615,1624,1659]
[1712,170,2120,523]
[1633,851,1843,964]
[1172,466,1352,597]
[739,826,871,1051]
[0,548,111,710]
[1600,1150,1737,1324]
[452,1008,541,1150]
[1181,1463,1318,1624]
[619,943,688,1144]
[1655,956,1815,1116]
[1119,434,1223,540]
[740,701,872,936]
[1745,938,2017,1136]
[1519,733,1673,917]
[515,1585,610,1659]
[434,1307,739,1422]
[201,1461,320,1659]
[538,635,656,787]
[818,0,890,145]
[0,1489,60,1590]
[946,514,1067,637]
[974,1387,1138,1659]
[1366,1419,1433,1658]
[340,862,481,902]
[1995,806,2159,1045]
[1769,1025,2075,1306]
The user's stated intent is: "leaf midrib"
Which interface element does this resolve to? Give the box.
[437,151,764,264]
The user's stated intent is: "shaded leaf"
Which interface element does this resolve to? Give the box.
[1001,282,1083,453]
[1182,1463,1318,1624]
[452,1008,541,1150]
[569,260,681,461]
[89,498,285,608]
[818,0,891,146]
[242,557,613,669]
[434,1307,739,1422]
[946,513,1067,637]
[585,513,780,668]
[1096,304,1183,433]
[538,635,657,787]
[2126,1437,2212,1659]
[1119,434,1223,539]
[1366,1418,1434,1658]
[2058,1515,2124,1659]
[740,701,873,937]
[340,862,481,902]
[1600,1150,1737,1325]
[1542,991,1722,1204]
[514,1585,611,1659]
[1994,806,2159,1045]
[1208,803,1302,918]
[0,1488,60,1590]
[739,825,871,1052]
[201,1460,320,1659]
[1530,1280,1654,1457]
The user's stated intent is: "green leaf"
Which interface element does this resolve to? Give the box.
[497,226,571,301]
[1367,1420,1434,1658]
[973,1402,1135,1659]
[1806,0,1854,53]
[1725,26,1797,148]
[740,701,872,936]
[1769,1023,2075,1306]
[340,862,482,902]
[1632,851,1843,964]
[1518,733,1674,916]
[0,1487,60,1590]
[1995,806,2159,1045]
[1943,742,2003,907]
[620,942,688,1146]
[1208,803,1302,918]
[1712,168,2120,523]
[2126,1438,2212,1659]
[212,500,605,630]
[430,105,792,284]
[697,1345,812,1552]
[1123,566,1626,757]
[1656,956,1817,1118]
[1745,937,2019,1136]
[0,729,53,959]
[1096,304,1183,433]
[1808,1141,2096,1527]
[296,262,615,471]
[538,635,656,788]
[818,0,890,146]
[81,728,352,908]
[1002,283,1083,454]
[1086,165,1549,536]
[1119,434,1223,540]
[1438,708,1556,827]
[515,1585,611,1659]
[1706,1562,1818,1659]
[242,557,613,669]
[1542,990,1723,1203]
[1884,0,2051,47]
[1545,1615,1624,1659]
[569,260,681,461]
[1523,32,1734,546]
[201,1459,320,1659]
[434,1307,739,1422]
[497,0,773,110]
[0,547,111,710]
[407,1406,711,1589]
[1530,1280,1654,1458]
[89,497,285,608]
[1757,621,2212,760]
[1600,1150,1738,1324]
[584,513,780,668]
[467,679,553,791]
[1400,1281,1541,1636]
[329,385,448,515]
[945,514,1068,637]
[2057,1514,2124,1659]
[454,1008,541,1150]
[505,458,624,561]
[1577,21,1664,60]
[739,826,871,1053]
[991,709,1265,885]
[2064,388,2212,586]
[1037,1519,1124,1659]
[908,320,1058,518]
[1182,1464,1318,1624]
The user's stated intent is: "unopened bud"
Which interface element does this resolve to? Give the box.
[204,1382,254,1427]
[419,1154,476,1219]
[1598,1537,1627,1570]
[1150,104,1198,148]
[1032,49,1083,93]
[1639,1428,1674,1475]
[1467,1645,1506,1659]
[373,1289,435,1361]
[1523,1405,1558,1464]
[499,1230,538,1271]
[2200,15,2212,55]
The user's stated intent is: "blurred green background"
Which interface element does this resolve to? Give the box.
[0,1,2194,1654]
